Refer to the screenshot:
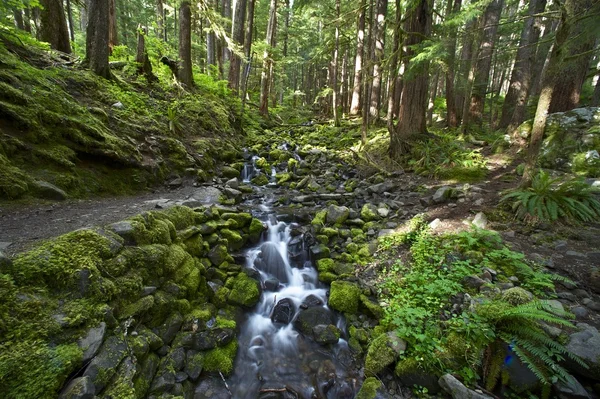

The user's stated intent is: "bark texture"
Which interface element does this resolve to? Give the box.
[228,0,247,93]
[369,0,387,119]
[178,1,193,87]
[259,0,277,116]
[350,0,366,115]
[85,0,110,78]
[40,0,71,53]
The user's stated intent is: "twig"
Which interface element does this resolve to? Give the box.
[219,371,232,396]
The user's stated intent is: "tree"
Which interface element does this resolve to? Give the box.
[389,0,433,159]
[259,0,277,116]
[85,0,110,79]
[108,0,118,53]
[228,0,247,93]
[65,0,75,42]
[386,0,402,133]
[157,0,165,40]
[444,0,461,128]
[136,25,156,82]
[369,0,387,120]
[178,0,193,87]
[350,0,366,115]
[332,0,341,126]
[240,0,256,100]
[39,0,71,53]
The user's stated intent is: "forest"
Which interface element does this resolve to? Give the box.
[1,0,600,398]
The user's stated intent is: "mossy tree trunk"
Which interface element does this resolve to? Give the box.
[332,0,341,127]
[178,1,193,88]
[85,0,110,79]
[40,0,71,54]
[389,0,432,159]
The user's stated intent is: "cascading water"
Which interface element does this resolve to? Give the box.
[227,216,358,399]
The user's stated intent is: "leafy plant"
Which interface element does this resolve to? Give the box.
[501,170,600,223]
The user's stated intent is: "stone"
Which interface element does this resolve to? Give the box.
[83,336,128,393]
[566,251,586,258]
[33,180,68,200]
[565,323,600,380]
[271,298,296,325]
[59,376,95,399]
[572,306,589,319]
[221,166,241,179]
[294,307,334,336]
[309,244,331,261]
[584,300,600,311]
[472,212,488,229]
[326,204,350,225]
[365,333,406,374]
[223,187,242,202]
[264,278,280,292]
[589,270,600,294]
[573,289,590,299]
[463,275,486,290]
[150,372,175,394]
[187,187,222,205]
[432,186,452,204]
[377,207,390,218]
[78,322,107,364]
[360,203,380,222]
[328,281,361,314]
[554,376,591,399]
[301,294,324,309]
[0,242,11,251]
[209,244,230,266]
[225,178,239,189]
[506,347,541,393]
[429,218,442,230]
[193,376,231,399]
[439,374,493,399]
[158,312,183,345]
[168,177,183,188]
[313,324,341,345]
[558,292,577,302]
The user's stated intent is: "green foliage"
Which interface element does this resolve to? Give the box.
[501,170,600,223]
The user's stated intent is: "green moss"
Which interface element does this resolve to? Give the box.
[321,227,339,238]
[255,157,270,171]
[128,213,175,246]
[220,229,244,251]
[318,272,339,283]
[248,218,265,243]
[227,273,260,307]
[311,210,328,228]
[501,287,533,305]
[251,174,269,186]
[220,212,252,227]
[360,295,383,319]
[316,258,335,274]
[276,172,292,184]
[118,295,155,320]
[356,377,383,399]
[365,333,401,374]
[361,204,380,222]
[222,166,241,179]
[203,340,238,375]
[164,245,189,274]
[162,206,197,230]
[328,281,361,314]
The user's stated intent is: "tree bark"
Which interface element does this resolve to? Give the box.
[40,0,72,53]
[332,0,341,126]
[529,18,557,99]
[386,0,402,133]
[389,0,433,159]
[13,8,25,30]
[350,0,366,115]
[259,0,277,116]
[206,0,217,74]
[23,8,32,33]
[228,0,247,93]
[108,0,117,53]
[85,0,110,78]
[222,0,232,65]
[240,0,256,100]
[445,0,461,128]
[136,25,156,82]
[66,0,75,42]
[465,0,504,130]
[369,0,387,120]
[499,0,546,129]
[156,0,164,39]
[455,17,476,123]
[522,0,576,187]
[178,1,193,87]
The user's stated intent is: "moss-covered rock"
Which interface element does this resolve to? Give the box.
[251,174,269,186]
[220,229,245,251]
[501,287,534,305]
[221,166,241,179]
[365,332,406,375]
[361,204,380,222]
[248,218,265,243]
[202,340,238,375]
[119,295,155,320]
[311,210,328,228]
[328,281,361,314]
[220,212,252,227]
[227,273,260,307]
[356,377,383,399]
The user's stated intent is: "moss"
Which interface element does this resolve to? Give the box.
[361,204,380,222]
[346,242,359,254]
[227,273,260,307]
[248,218,265,243]
[202,340,238,375]
[356,377,383,399]
[162,206,197,230]
[0,154,33,199]
[365,334,401,375]
[321,227,339,238]
[220,212,252,227]
[328,281,361,314]
[360,295,383,319]
[255,157,270,171]
[276,172,292,184]
[220,229,244,251]
[311,210,328,228]
[128,213,175,246]
[164,245,189,275]
[316,258,335,274]
[221,166,241,179]
[501,287,533,305]
[319,272,339,283]
[251,174,269,186]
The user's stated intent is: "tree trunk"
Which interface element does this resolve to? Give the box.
[523,0,576,187]
[136,25,156,82]
[465,0,504,130]
[529,18,557,99]
[206,0,217,74]
[240,0,256,100]
[445,0,461,128]
[350,0,366,116]
[332,0,341,126]
[23,8,32,33]
[455,17,476,123]
[341,49,349,114]
[427,70,440,126]
[32,6,41,39]
[228,0,247,93]
[548,0,597,113]
[389,0,432,159]
[178,1,193,87]
[592,73,600,106]
[222,0,232,65]
[499,0,546,129]
[40,0,72,53]
[108,0,117,53]
[369,0,387,120]
[66,0,75,42]
[13,8,25,30]
[157,0,164,39]
[259,0,277,116]
[85,0,110,78]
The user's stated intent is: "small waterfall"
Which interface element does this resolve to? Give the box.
[228,217,356,398]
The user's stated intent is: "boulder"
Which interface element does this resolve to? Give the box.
[33,180,68,200]
[300,294,324,309]
[294,306,334,336]
[326,204,350,225]
[554,376,591,399]
[432,186,453,204]
[228,273,261,307]
[82,336,128,393]
[185,187,222,205]
[194,376,232,399]
[271,298,296,325]
[225,178,239,189]
[328,281,361,314]
[158,312,183,345]
[565,323,600,380]
[223,187,242,202]
[472,212,488,229]
[78,322,107,364]
[313,324,341,345]
[58,376,95,399]
[365,332,406,374]
[361,203,380,222]
[438,374,493,399]
[222,166,241,179]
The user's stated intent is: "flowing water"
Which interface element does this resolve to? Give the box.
[227,213,358,398]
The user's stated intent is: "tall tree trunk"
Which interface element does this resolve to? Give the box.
[529,17,557,99]
[350,0,366,115]
[259,0,277,116]
[427,70,440,126]
[445,0,461,128]
[81,0,89,31]
[32,6,42,39]
[40,0,71,53]
[389,0,433,159]
[23,8,32,33]
[206,0,217,73]
[136,25,156,81]
[108,0,117,53]
[66,0,75,42]
[332,0,341,126]
[228,0,247,93]
[13,8,25,30]
[240,0,256,100]
[499,0,546,129]
[592,72,600,106]
[85,0,110,78]
[222,0,232,65]
[178,1,193,87]
[369,0,387,120]
[465,0,504,130]
[341,49,349,115]
[455,17,476,123]
[548,0,597,113]
[157,0,164,39]
[523,0,577,187]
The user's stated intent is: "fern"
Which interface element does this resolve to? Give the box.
[501,170,600,223]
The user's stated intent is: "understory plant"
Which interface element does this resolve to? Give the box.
[501,170,600,223]
[377,219,583,394]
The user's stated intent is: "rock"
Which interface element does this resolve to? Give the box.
[271,298,296,325]
[186,187,222,205]
[59,376,95,399]
[472,212,488,229]
[78,322,107,364]
[309,244,331,261]
[365,333,406,374]
[328,281,361,314]
[439,374,493,399]
[566,251,586,258]
[223,187,242,202]
[554,376,591,399]
[301,294,324,309]
[185,350,203,381]
[221,166,241,179]
[0,242,11,251]
[474,198,485,207]
[228,273,260,307]
[112,101,123,108]
[589,270,600,294]
[355,377,385,399]
[263,277,280,291]
[150,372,175,394]
[572,306,589,319]
[313,324,341,345]
[0,250,11,270]
[377,207,390,218]
[33,180,68,200]
[367,181,395,194]
[158,312,183,345]
[294,306,334,336]
[573,289,590,299]
[193,376,231,399]
[558,292,577,302]
[225,178,239,189]
[506,347,541,393]
[565,323,600,380]
[168,177,183,187]
[83,336,128,393]
[326,204,350,225]
[502,287,534,305]
[361,203,380,222]
[429,218,442,230]
[432,186,452,204]
[584,300,600,311]
[208,244,230,266]
[463,275,486,290]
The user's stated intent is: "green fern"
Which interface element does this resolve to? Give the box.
[501,170,600,223]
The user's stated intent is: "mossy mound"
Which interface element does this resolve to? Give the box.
[328,281,361,314]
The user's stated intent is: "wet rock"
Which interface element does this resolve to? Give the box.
[326,204,350,225]
[313,324,341,345]
[225,178,239,189]
[328,281,361,314]
[439,374,493,399]
[149,372,175,395]
[82,336,128,393]
[565,323,600,380]
[301,294,324,309]
[572,306,589,319]
[255,242,289,283]
[264,277,280,291]
[223,187,242,202]
[432,186,452,204]
[107,221,136,245]
[33,180,68,200]
[78,322,107,364]
[209,244,230,266]
[158,312,183,345]
[59,376,95,399]
[309,244,331,261]
[271,298,296,325]
[365,332,406,374]
[554,376,591,399]
[294,306,334,336]
[193,376,231,399]
[506,348,541,393]
[184,350,203,381]
[228,273,261,307]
